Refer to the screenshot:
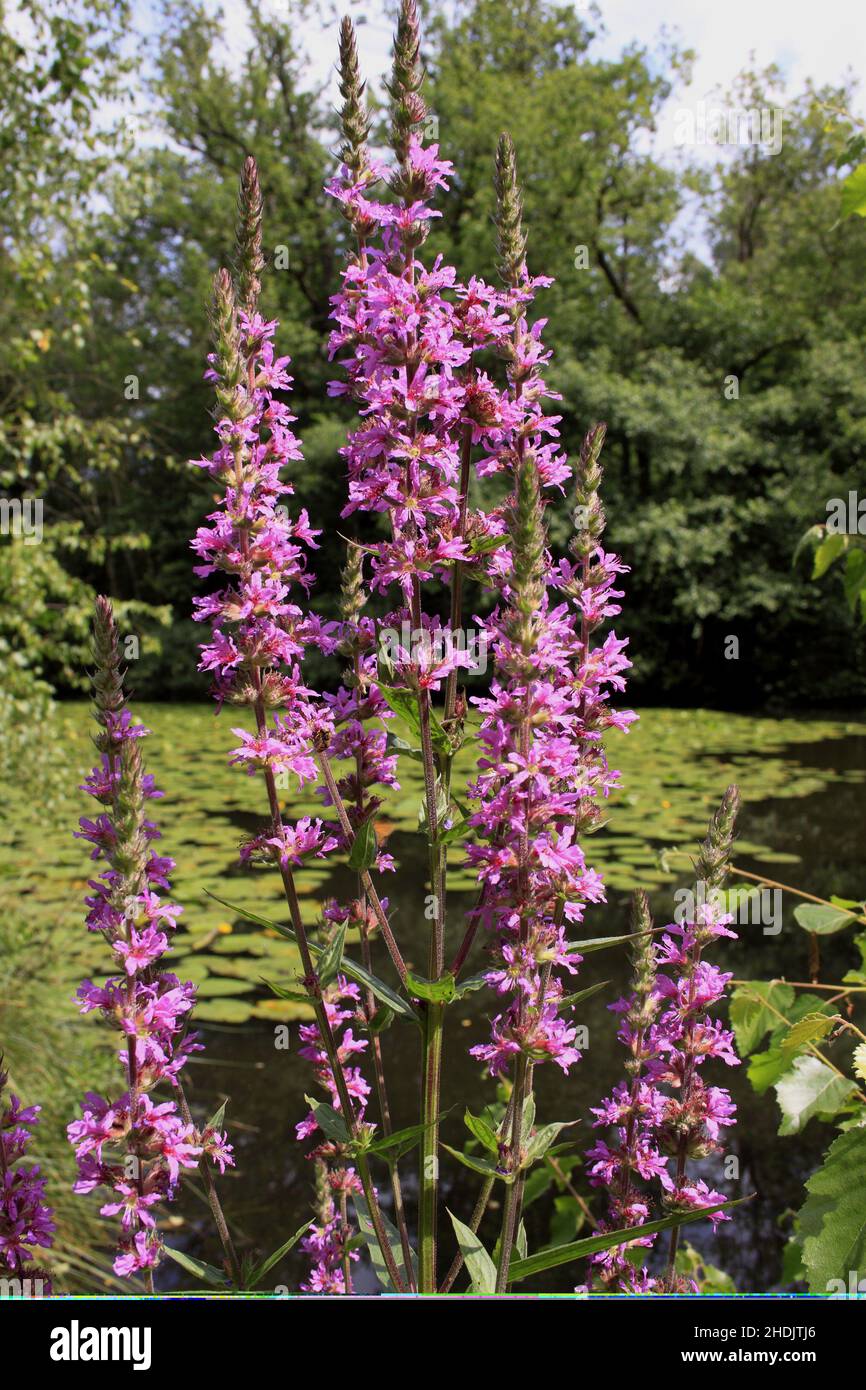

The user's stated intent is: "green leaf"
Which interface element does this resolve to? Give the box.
[730,981,795,1054]
[368,1120,431,1162]
[799,1127,866,1292]
[377,684,421,737]
[516,1221,528,1260]
[406,970,455,1004]
[304,1094,350,1144]
[523,1121,579,1167]
[781,1232,806,1285]
[557,981,609,1010]
[246,1221,312,1288]
[775,1056,858,1135]
[793,903,857,936]
[792,523,825,568]
[206,894,418,1024]
[316,921,347,987]
[843,548,866,616]
[348,821,378,873]
[367,1004,395,1036]
[204,1099,228,1133]
[447,1211,497,1293]
[163,1245,230,1287]
[520,1095,537,1142]
[464,1108,499,1154]
[353,1192,415,1293]
[567,930,653,955]
[840,163,866,219]
[437,815,472,846]
[441,1142,510,1181]
[263,978,310,1003]
[453,972,488,999]
[781,1012,837,1051]
[385,732,424,763]
[509,1200,744,1282]
[812,532,847,580]
[748,1044,794,1094]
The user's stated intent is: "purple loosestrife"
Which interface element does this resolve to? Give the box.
[585,891,668,1293]
[587,789,741,1292]
[0,1061,54,1290]
[459,139,634,1289]
[326,4,538,1289]
[301,1156,361,1295]
[68,598,233,1284]
[192,159,408,1294]
[296,966,367,1294]
[468,428,634,1081]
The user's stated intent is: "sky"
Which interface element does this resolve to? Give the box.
[205,0,866,141]
[169,0,862,262]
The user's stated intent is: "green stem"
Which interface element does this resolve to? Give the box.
[177,1082,241,1287]
[419,1000,445,1292]
[495,1052,529,1293]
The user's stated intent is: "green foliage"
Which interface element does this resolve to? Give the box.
[797,1127,866,1293]
[447,1211,497,1293]
[0,0,863,705]
[674,1243,737,1294]
[775,1057,858,1136]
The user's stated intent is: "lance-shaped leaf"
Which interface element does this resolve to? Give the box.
[508,1199,745,1281]
[436,815,473,846]
[441,1141,512,1182]
[246,1221,312,1288]
[367,1004,394,1036]
[464,1108,499,1154]
[385,732,424,763]
[448,1211,497,1294]
[206,892,419,1024]
[557,980,609,1011]
[522,1120,579,1168]
[353,1191,416,1293]
[367,1115,445,1164]
[204,1099,228,1132]
[163,1245,230,1287]
[566,929,656,956]
[377,683,422,736]
[316,921,347,987]
[453,972,487,999]
[348,820,377,873]
[304,1094,350,1144]
[263,978,311,1003]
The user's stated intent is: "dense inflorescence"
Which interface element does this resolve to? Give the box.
[587,793,742,1292]
[0,1062,54,1288]
[69,598,232,1280]
[182,2,741,1298]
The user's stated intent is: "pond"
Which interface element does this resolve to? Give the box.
[2,704,865,1293]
